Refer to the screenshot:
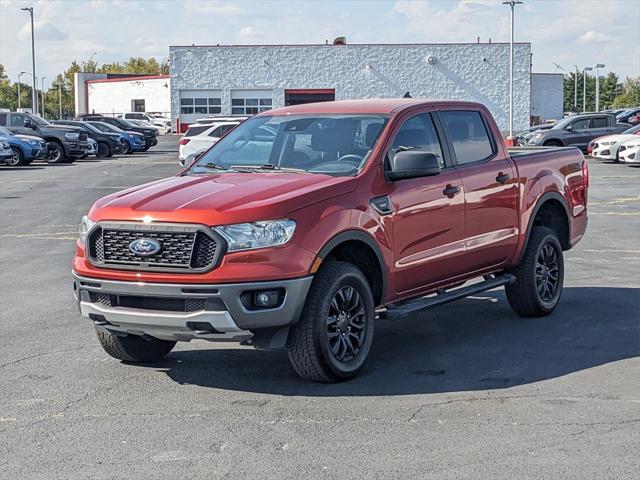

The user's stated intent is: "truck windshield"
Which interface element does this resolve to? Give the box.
[0,126,14,136]
[26,113,50,126]
[190,114,389,176]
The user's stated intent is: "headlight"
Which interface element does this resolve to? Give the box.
[65,132,80,141]
[214,219,296,252]
[27,140,39,146]
[79,215,95,243]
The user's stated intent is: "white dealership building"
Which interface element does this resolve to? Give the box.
[168,41,562,133]
[74,41,563,132]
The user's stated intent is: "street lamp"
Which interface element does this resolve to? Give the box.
[594,63,605,112]
[52,82,63,119]
[573,65,579,112]
[583,66,593,113]
[502,0,523,140]
[17,71,31,111]
[21,7,37,115]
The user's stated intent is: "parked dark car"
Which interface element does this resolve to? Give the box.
[53,120,123,158]
[0,112,89,163]
[616,108,640,125]
[80,115,157,150]
[86,121,146,154]
[524,113,629,151]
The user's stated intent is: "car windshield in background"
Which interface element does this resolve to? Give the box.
[120,119,139,128]
[623,124,640,134]
[190,114,389,177]
[89,122,123,133]
[27,114,50,126]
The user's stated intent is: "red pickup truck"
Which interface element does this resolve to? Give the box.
[72,99,588,382]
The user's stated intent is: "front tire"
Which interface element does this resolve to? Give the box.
[121,141,131,154]
[287,261,375,382]
[506,226,564,317]
[96,328,176,363]
[45,140,67,164]
[96,141,111,158]
[8,146,25,166]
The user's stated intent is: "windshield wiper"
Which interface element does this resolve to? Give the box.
[231,164,307,173]
[196,162,233,172]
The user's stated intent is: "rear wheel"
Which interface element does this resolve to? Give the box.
[96,328,176,362]
[543,140,563,147]
[8,146,25,166]
[121,140,131,154]
[45,140,67,164]
[506,226,564,317]
[287,261,375,382]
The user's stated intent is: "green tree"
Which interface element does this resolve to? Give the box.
[612,77,640,108]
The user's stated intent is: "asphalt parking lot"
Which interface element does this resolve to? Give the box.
[1,136,638,479]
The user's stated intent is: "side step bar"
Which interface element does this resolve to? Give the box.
[382,274,516,321]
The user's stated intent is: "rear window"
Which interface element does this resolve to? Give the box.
[185,125,210,137]
[441,111,494,165]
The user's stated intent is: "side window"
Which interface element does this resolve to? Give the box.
[441,110,494,165]
[11,114,26,127]
[590,117,608,128]
[209,127,223,138]
[389,113,444,168]
[0,113,7,125]
[571,118,590,130]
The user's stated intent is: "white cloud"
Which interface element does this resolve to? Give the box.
[18,21,68,41]
[577,31,610,44]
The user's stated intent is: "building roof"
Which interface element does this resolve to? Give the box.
[262,98,482,115]
[170,42,530,49]
[86,75,170,84]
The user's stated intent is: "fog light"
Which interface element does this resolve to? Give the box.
[253,290,279,308]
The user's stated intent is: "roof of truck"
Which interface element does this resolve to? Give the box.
[263,98,483,116]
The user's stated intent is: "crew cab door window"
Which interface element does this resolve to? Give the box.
[590,117,608,128]
[389,113,444,168]
[570,118,590,130]
[440,111,494,165]
[10,114,26,127]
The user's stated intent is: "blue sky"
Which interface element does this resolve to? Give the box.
[1,0,638,87]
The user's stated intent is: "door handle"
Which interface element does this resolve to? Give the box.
[443,185,461,197]
[496,172,511,184]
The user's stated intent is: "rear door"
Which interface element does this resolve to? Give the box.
[387,111,467,294]
[438,109,519,271]
[589,115,614,140]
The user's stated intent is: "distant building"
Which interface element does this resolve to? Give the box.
[74,73,170,117]
[530,73,564,124]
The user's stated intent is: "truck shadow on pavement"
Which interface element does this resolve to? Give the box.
[151,287,639,396]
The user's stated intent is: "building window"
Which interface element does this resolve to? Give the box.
[132,99,145,112]
[231,97,272,115]
[180,96,221,116]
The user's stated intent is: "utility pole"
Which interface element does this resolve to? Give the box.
[53,83,63,119]
[583,66,592,112]
[594,64,605,112]
[573,65,579,112]
[21,7,37,115]
[41,77,46,117]
[502,0,522,140]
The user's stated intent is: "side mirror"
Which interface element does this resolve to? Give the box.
[387,151,440,181]
[565,124,573,131]
[24,119,36,129]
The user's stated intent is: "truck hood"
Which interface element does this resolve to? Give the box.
[90,172,355,225]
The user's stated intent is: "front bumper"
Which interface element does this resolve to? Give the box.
[72,272,313,342]
[66,141,90,157]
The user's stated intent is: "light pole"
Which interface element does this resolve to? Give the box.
[502,0,522,140]
[40,77,47,117]
[573,65,579,112]
[594,63,605,112]
[52,83,63,119]
[583,66,592,113]
[17,71,31,110]
[21,7,37,115]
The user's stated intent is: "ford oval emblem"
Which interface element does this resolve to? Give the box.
[129,238,162,256]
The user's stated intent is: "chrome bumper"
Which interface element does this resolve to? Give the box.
[72,272,313,342]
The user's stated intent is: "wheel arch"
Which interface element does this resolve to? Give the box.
[517,192,571,264]
[317,230,387,306]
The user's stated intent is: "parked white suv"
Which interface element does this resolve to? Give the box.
[178,121,240,166]
[120,112,171,134]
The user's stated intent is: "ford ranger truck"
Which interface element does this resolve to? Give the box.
[72,99,588,382]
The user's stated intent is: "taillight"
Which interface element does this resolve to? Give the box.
[179,138,191,145]
[582,160,589,203]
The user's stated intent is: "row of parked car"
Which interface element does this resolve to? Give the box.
[0,111,161,166]
[177,116,248,167]
[516,108,640,162]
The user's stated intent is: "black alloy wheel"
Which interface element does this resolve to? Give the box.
[326,286,367,362]
[536,243,560,302]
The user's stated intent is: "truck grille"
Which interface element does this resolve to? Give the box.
[79,132,88,141]
[87,222,223,272]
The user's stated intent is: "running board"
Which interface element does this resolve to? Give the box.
[382,274,516,321]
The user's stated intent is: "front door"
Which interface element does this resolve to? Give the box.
[439,109,519,271]
[388,112,467,295]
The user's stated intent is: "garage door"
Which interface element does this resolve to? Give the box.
[179,90,222,124]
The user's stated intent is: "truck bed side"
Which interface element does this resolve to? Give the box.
[508,146,588,265]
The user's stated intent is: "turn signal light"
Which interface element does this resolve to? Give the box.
[179,138,191,145]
